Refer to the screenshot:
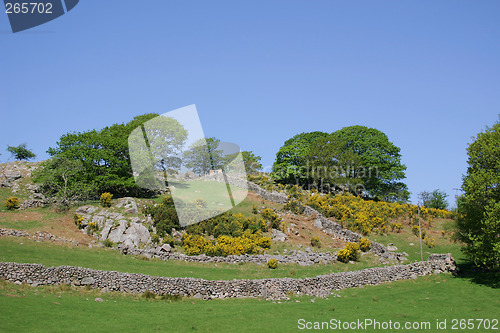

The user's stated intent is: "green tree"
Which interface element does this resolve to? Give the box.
[456,122,500,270]
[419,190,449,210]
[34,114,187,200]
[332,126,409,202]
[306,134,364,193]
[183,137,224,175]
[241,151,262,175]
[7,143,36,161]
[272,131,328,185]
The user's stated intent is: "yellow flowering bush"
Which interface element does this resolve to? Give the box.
[261,208,282,230]
[267,258,278,269]
[337,242,361,263]
[100,192,113,207]
[182,231,272,257]
[305,192,452,236]
[359,237,371,252]
[5,197,20,210]
[73,214,84,229]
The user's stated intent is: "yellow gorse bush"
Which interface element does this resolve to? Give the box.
[182,231,272,257]
[306,193,452,235]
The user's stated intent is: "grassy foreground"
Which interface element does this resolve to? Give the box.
[1,272,499,332]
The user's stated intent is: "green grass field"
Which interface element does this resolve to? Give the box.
[1,272,499,332]
[0,237,381,280]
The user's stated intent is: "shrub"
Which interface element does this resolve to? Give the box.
[102,239,113,247]
[411,225,420,237]
[252,205,258,214]
[337,242,360,263]
[100,192,113,207]
[359,238,371,252]
[5,197,20,210]
[284,199,305,214]
[73,214,84,229]
[87,222,99,232]
[424,237,436,248]
[151,233,160,244]
[267,258,278,269]
[310,237,321,248]
[261,208,282,230]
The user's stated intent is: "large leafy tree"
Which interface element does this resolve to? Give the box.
[306,134,364,193]
[241,151,262,175]
[456,122,500,270]
[183,137,225,176]
[332,126,409,202]
[34,114,187,200]
[272,127,408,202]
[7,143,36,161]
[272,131,329,185]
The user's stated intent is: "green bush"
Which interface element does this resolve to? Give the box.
[267,258,278,269]
[337,242,361,263]
[310,237,321,248]
[5,197,20,210]
[102,239,113,248]
[100,192,113,207]
[359,238,371,252]
[142,195,181,237]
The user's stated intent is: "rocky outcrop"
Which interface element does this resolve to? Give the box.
[0,254,457,300]
[74,199,151,248]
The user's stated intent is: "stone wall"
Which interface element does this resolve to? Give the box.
[0,254,456,300]
[120,245,337,266]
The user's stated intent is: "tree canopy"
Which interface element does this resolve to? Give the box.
[456,122,500,270]
[183,137,225,176]
[272,131,329,185]
[419,190,448,210]
[272,126,409,202]
[7,143,36,161]
[34,113,188,200]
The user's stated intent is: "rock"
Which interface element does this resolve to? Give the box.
[409,243,414,246]
[161,244,172,252]
[271,229,287,242]
[94,297,104,302]
[387,246,398,251]
[313,219,323,229]
[107,220,128,243]
[5,171,22,181]
[75,205,99,215]
[123,223,150,246]
[81,277,95,285]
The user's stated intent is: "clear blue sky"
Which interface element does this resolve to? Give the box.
[1,1,499,207]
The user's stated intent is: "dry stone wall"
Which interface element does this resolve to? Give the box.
[0,254,456,300]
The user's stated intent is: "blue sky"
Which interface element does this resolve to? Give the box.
[1,1,499,207]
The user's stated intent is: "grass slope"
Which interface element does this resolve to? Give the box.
[0,237,381,280]
[1,273,499,332]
